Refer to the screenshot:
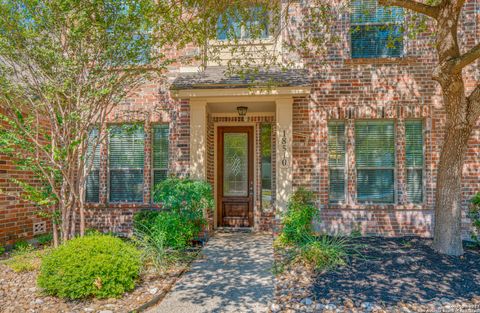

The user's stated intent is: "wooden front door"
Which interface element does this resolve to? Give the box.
[217,126,254,227]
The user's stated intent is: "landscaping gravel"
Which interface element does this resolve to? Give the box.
[0,263,185,313]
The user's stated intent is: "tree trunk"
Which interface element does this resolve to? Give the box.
[432,126,471,255]
[52,219,59,248]
[432,92,473,255]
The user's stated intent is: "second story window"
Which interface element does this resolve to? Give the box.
[350,0,404,58]
[216,6,269,40]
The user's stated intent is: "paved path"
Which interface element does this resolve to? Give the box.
[148,232,274,313]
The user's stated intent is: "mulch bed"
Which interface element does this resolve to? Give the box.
[312,236,480,306]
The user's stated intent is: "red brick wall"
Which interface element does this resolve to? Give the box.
[3,1,479,242]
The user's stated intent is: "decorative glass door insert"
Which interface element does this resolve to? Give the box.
[223,133,248,197]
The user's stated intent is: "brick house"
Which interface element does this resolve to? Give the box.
[1,0,479,245]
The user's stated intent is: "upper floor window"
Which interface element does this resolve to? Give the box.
[216,6,269,40]
[350,0,404,58]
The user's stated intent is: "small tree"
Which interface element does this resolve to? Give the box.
[0,0,202,245]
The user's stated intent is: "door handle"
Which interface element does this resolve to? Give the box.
[249,182,254,195]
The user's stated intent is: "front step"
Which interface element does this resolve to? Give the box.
[215,227,253,233]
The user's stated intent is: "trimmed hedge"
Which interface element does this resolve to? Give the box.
[37,235,141,299]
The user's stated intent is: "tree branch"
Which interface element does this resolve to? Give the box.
[378,0,440,19]
[453,42,480,72]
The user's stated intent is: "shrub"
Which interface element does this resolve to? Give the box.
[133,209,160,231]
[274,188,351,272]
[298,236,349,270]
[275,188,318,247]
[0,246,4,256]
[133,178,213,271]
[153,177,214,213]
[36,233,53,245]
[14,240,32,251]
[469,193,480,247]
[38,235,141,299]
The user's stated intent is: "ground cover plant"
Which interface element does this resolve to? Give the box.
[37,234,141,299]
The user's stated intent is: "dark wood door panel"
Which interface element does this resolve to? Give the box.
[217,126,254,228]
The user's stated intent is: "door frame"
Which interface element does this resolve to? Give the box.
[214,123,256,228]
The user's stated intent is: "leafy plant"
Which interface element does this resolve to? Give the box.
[275,188,318,247]
[468,193,480,247]
[36,233,53,245]
[13,240,32,252]
[153,177,214,213]
[38,235,141,299]
[133,178,213,271]
[274,188,351,272]
[133,209,160,231]
[0,246,4,256]
[298,236,349,270]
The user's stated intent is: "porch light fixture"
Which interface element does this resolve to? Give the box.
[237,106,248,120]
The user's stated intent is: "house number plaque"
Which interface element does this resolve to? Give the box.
[280,129,288,168]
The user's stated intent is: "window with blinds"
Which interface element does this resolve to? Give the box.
[85,128,101,203]
[328,121,346,203]
[152,124,169,190]
[405,120,424,203]
[109,125,145,203]
[350,0,404,58]
[355,121,395,203]
[261,124,273,208]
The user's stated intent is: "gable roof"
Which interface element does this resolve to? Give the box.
[170,66,311,90]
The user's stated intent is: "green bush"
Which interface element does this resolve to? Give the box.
[36,233,53,245]
[14,240,32,251]
[274,188,350,272]
[275,188,318,246]
[298,236,348,270]
[133,178,213,271]
[0,246,4,256]
[469,193,480,247]
[133,209,160,231]
[153,177,214,213]
[38,235,141,299]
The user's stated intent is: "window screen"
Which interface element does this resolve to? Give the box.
[152,124,169,189]
[109,125,145,203]
[328,121,346,203]
[85,128,100,203]
[355,121,395,203]
[261,124,273,208]
[405,120,423,203]
[350,0,404,58]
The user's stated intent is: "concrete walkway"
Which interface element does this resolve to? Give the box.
[148,232,274,313]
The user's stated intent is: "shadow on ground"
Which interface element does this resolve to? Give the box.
[150,232,273,313]
[313,237,480,305]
